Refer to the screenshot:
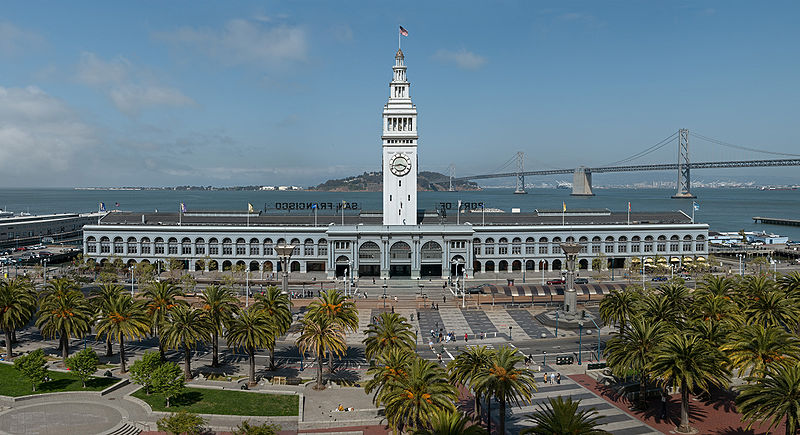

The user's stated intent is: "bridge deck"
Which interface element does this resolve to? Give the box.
[753,216,800,226]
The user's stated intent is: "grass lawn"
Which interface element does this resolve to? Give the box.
[132,387,298,416]
[0,363,119,397]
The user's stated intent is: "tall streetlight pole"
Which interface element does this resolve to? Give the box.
[578,319,584,365]
[382,279,388,310]
[130,266,135,296]
[275,243,295,301]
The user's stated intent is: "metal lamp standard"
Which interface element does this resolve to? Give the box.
[382,279,388,310]
[578,319,584,365]
[275,244,295,299]
[452,258,465,308]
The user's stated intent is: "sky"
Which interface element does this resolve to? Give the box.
[1,1,799,188]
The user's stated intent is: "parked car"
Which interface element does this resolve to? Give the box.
[651,276,668,282]
[467,283,491,294]
[574,278,589,284]
[546,279,566,285]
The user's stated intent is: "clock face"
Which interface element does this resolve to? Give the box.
[389,153,411,176]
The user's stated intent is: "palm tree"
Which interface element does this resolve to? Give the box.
[744,290,799,328]
[142,281,186,359]
[199,285,238,367]
[36,287,92,362]
[363,312,416,361]
[604,316,669,409]
[296,316,346,389]
[649,333,731,433]
[364,347,416,406]
[411,408,488,435]
[697,275,735,298]
[306,289,358,371]
[521,396,611,435]
[226,307,275,386]
[160,306,212,379]
[0,278,36,359]
[598,289,639,335]
[692,293,741,325]
[778,271,800,294]
[40,277,80,299]
[690,319,731,351]
[737,365,800,435]
[658,282,691,315]
[722,324,800,378]
[447,345,495,422]
[474,345,537,435]
[94,293,149,373]
[383,357,458,432]
[90,283,123,357]
[253,286,292,371]
[640,293,682,326]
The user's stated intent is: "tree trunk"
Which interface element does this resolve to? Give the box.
[120,336,127,373]
[316,348,323,389]
[679,379,690,432]
[248,348,256,386]
[269,345,275,371]
[499,396,506,435]
[211,332,219,367]
[5,329,12,360]
[639,373,648,409]
[486,396,491,434]
[11,329,16,343]
[183,345,192,380]
[61,333,69,362]
[105,337,113,357]
[158,338,165,361]
[328,350,334,373]
[474,390,480,422]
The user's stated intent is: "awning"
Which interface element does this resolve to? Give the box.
[670,257,681,263]
[682,257,694,263]
[696,256,707,262]
[631,258,642,263]
[657,258,668,264]
[644,258,654,263]
[486,283,633,297]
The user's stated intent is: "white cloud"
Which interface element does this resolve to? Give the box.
[76,52,130,86]
[0,21,44,56]
[432,49,487,70]
[109,85,195,116]
[75,52,194,116]
[155,18,307,67]
[0,86,96,177]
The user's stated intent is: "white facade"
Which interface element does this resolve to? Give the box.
[382,48,418,225]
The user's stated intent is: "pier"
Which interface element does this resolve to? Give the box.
[753,216,800,227]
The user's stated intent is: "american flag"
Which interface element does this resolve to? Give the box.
[399,26,408,36]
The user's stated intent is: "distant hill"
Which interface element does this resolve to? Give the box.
[307,171,481,192]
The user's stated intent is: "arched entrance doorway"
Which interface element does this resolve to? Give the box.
[335,255,350,278]
[539,260,548,271]
[421,241,443,277]
[358,241,381,277]
[450,255,466,277]
[389,242,412,277]
[552,259,562,270]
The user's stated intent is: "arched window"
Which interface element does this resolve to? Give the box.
[473,238,482,255]
[209,238,219,255]
[154,237,164,255]
[304,238,315,256]
[656,235,667,253]
[235,238,246,256]
[195,238,205,255]
[421,241,442,260]
[127,237,137,254]
[263,238,273,256]
[484,238,495,255]
[140,237,151,254]
[498,260,508,272]
[181,238,191,255]
[113,237,124,254]
[696,235,706,251]
[390,242,412,260]
[249,238,259,256]
[512,238,522,255]
[566,236,575,243]
[100,236,110,253]
[617,236,628,253]
[538,237,548,254]
[525,260,535,270]
[604,236,615,253]
[359,241,381,261]
[291,238,301,256]
[318,239,328,256]
[86,236,97,253]
[485,260,495,272]
[525,237,535,255]
[498,237,509,255]
[167,237,178,255]
[644,236,654,253]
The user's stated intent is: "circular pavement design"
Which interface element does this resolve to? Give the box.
[0,401,123,435]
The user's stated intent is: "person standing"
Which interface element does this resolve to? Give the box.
[464,332,468,342]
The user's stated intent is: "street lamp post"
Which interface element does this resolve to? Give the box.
[555,310,559,337]
[578,320,584,365]
[275,243,295,300]
[129,266,134,296]
[382,279,388,310]
[451,258,465,308]
[246,269,250,307]
[42,258,48,283]
[508,326,512,340]
[543,351,547,367]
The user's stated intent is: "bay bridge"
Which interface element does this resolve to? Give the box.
[443,129,800,198]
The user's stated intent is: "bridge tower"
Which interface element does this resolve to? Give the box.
[448,164,455,191]
[671,128,696,198]
[571,166,595,196]
[514,152,527,194]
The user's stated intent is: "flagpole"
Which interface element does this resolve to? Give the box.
[179,203,182,226]
[627,202,630,225]
[398,25,401,50]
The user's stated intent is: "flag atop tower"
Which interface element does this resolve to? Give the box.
[399,26,408,36]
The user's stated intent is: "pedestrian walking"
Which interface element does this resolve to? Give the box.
[443,295,446,304]
[550,373,556,384]
[556,373,561,384]
[464,332,468,342]
[543,372,548,384]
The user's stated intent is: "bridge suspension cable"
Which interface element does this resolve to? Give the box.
[601,130,679,167]
[691,132,800,157]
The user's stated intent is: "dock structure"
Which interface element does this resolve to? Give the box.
[753,216,800,227]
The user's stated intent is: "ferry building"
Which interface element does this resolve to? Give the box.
[83,48,709,280]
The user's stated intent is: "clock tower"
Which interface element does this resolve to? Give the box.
[382,48,418,225]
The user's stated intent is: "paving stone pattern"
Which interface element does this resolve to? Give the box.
[507,310,555,339]
[507,366,661,435]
